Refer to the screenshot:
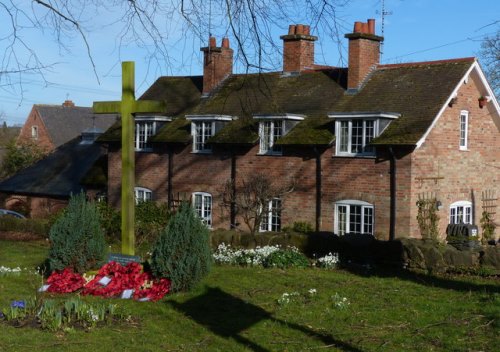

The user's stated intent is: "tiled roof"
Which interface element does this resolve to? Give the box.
[99,58,475,147]
[35,105,116,147]
[98,76,203,142]
[335,58,475,145]
[0,137,106,198]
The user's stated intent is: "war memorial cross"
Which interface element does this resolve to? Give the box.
[93,61,165,256]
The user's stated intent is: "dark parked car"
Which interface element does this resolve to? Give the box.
[0,209,26,219]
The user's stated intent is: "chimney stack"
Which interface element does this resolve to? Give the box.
[345,19,383,90]
[62,100,75,108]
[201,36,233,95]
[280,24,318,73]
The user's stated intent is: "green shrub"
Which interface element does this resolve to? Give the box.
[135,201,170,247]
[96,201,121,242]
[480,211,496,243]
[48,193,107,273]
[262,248,309,269]
[150,202,212,292]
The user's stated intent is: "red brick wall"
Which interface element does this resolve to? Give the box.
[107,142,407,238]
[410,71,500,239]
[107,145,169,207]
[201,39,233,95]
[347,37,380,90]
[283,39,315,72]
[17,107,54,151]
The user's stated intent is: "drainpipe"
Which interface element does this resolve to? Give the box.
[167,149,173,209]
[314,146,322,232]
[230,153,237,229]
[389,147,396,241]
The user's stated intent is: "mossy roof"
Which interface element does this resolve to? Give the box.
[334,58,474,145]
[99,58,475,147]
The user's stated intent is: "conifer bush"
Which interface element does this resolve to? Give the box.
[48,193,107,273]
[150,202,212,292]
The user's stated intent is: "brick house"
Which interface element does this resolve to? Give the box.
[0,102,116,217]
[100,19,500,240]
[18,100,116,152]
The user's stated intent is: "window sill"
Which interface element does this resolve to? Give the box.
[333,154,376,159]
[191,150,213,155]
[459,147,469,152]
[257,152,283,156]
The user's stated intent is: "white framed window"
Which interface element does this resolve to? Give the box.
[449,201,472,224]
[334,200,374,236]
[329,112,399,157]
[193,192,212,227]
[335,119,376,156]
[260,198,282,232]
[134,116,170,152]
[192,121,214,153]
[31,126,38,140]
[254,114,304,156]
[459,110,469,150]
[186,115,234,154]
[134,187,152,204]
[259,120,283,155]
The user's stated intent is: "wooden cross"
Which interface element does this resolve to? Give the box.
[93,61,165,255]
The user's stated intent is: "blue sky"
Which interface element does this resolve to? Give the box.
[0,0,498,126]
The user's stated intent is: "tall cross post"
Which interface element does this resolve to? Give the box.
[93,61,165,256]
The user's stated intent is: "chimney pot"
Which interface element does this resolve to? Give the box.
[304,25,310,35]
[62,100,75,107]
[222,37,230,48]
[209,36,216,47]
[288,25,296,35]
[367,19,375,34]
[354,21,362,33]
[296,24,304,35]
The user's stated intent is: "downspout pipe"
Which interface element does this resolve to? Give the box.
[313,146,322,233]
[167,149,173,209]
[389,147,396,241]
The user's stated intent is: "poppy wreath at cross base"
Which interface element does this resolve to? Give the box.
[42,262,171,302]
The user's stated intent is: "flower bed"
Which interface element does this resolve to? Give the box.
[43,261,170,302]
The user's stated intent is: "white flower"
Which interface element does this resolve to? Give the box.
[308,288,317,295]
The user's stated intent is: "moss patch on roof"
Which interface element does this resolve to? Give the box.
[97,121,121,142]
[276,117,335,146]
[151,117,191,144]
[209,118,259,145]
[333,59,474,145]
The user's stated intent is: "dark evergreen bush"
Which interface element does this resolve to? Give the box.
[135,201,170,247]
[48,193,107,273]
[150,202,212,292]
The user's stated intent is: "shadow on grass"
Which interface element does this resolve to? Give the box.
[341,264,500,294]
[169,286,363,352]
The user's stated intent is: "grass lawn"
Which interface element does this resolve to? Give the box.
[0,239,498,352]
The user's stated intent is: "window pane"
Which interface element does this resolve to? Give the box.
[260,121,272,153]
[260,201,269,231]
[204,195,212,226]
[457,206,464,223]
[351,120,363,153]
[339,121,349,153]
[364,120,375,153]
[270,198,281,231]
[363,206,373,235]
[338,205,347,236]
[465,206,471,224]
[349,205,362,234]
[450,208,456,224]
[272,121,283,154]
[460,113,467,148]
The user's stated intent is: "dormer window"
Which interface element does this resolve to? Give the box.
[186,115,235,153]
[135,116,170,152]
[254,114,304,155]
[329,112,400,156]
